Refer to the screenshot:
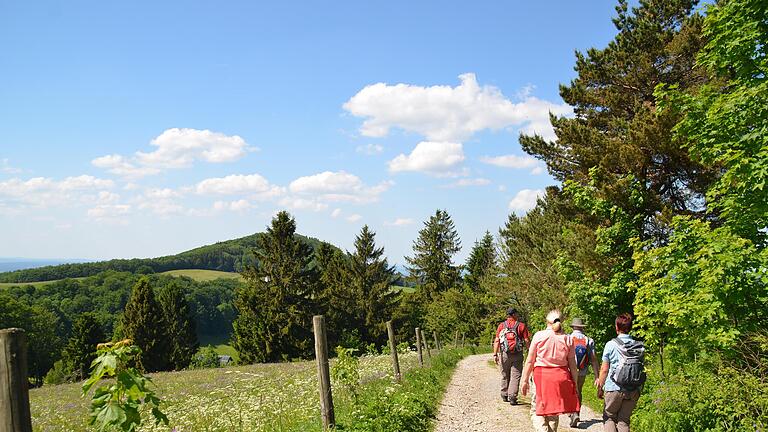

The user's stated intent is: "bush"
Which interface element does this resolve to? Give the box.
[335,347,474,431]
[190,345,221,369]
[43,360,73,385]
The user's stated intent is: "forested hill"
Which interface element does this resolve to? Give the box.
[0,233,328,283]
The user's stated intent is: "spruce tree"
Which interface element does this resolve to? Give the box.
[465,231,497,290]
[232,211,320,363]
[62,312,105,381]
[347,225,399,347]
[157,283,199,370]
[122,277,169,372]
[405,209,462,300]
[316,241,351,348]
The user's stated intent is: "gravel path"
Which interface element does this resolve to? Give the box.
[434,354,603,432]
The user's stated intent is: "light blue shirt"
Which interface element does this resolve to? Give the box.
[601,333,634,392]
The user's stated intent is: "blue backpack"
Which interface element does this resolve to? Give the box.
[573,334,590,371]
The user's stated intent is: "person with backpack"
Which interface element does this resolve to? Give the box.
[520,310,580,432]
[597,313,646,432]
[493,307,530,405]
[569,317,601,428]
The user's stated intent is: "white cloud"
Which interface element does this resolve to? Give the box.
[531,166,546,175]
[385,217,415,226]
[344,73,571,142]
[355,144,384,155]
[346,214,362,223]
[388,141,466,177]
[144,188,182,200]
[93,128,254,178]
[444,178,491,188]
[508,189,544,213]
[91,154,160,179]
[0,175,114,208]
[331,208,342,218]
[289,171,392,204]
[0,159,22,174]
[278,197,328,212]
[195,174,283,199]
[479,154,538,169]
[87,203,131,223]
[213,199,253,212]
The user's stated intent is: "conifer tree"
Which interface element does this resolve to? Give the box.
[347,225,399,346]
[122,277,169,372]
[316,241,351,347]
[464,231,497,290]
[405,209,462,300]
[157,283,199,370]
[232,211,320,363]
[62,312,105,381]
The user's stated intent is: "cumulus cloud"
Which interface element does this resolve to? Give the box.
[385,217,415,226]
[355,144,384,155]
[93,128,254,178]
[344,73,571,142]
[479,154,538,169]
[288,171,392,204]
[388,141,466,177]
[331,208,342,218]
[508,189,544,213]
[195,174,284,199]
[278,197,328,212]
[213,199,253,212]
[87,204,131,223]
[0,175,114,207]
[346,214,362,223]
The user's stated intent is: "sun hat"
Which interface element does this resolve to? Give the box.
[570,317,586,328]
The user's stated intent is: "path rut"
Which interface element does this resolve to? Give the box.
[434,354,603,432]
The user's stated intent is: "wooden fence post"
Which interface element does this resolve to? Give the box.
[313,316,335,430]
[433,332,440,351]
[454,330,459,347]
[386,321,401,381]
[421,329,431,360]
[461,332,466,347]
[415,328,423,367]
[0,328,32,432]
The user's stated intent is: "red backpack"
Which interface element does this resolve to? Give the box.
[573,334,590,370]
[499,321,523,353]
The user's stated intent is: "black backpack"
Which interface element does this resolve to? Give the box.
[611,337,647,391]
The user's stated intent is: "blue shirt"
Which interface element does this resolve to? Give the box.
[601,333,634,392]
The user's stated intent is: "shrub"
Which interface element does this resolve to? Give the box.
[190,345,221,369]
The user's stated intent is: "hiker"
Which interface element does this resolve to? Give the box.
[492,307,530,405]
[520,310,579,432]
[569,317,601,428]
[597,313,646,432]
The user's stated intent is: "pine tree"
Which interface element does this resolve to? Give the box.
[519,0,715,240]
[405,209,462,300]
[316,241,352,348]
[232,211,320,363]
[157,283,199,370]
[122,277,169,372]
[62,312,105,381]
[347,225,399,347]
[464,231,497,290]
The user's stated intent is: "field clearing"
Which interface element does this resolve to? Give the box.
[161,269,243,282]
[30,351,421,432]
[0,277,86,288]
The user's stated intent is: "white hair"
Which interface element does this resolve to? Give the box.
[546,309,562,332]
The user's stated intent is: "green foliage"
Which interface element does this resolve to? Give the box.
[157,283,199,370]
[423,286,490,346]
[43,360,72,385]
[82,340,168,432]
[331,346,361,400]
[121,277,169,372]
[62,312,105,381]
[190,345,221,369]
[406,209,462,300]
[464,231,496,290]
[232,211,321,363]
[336,348,473,431]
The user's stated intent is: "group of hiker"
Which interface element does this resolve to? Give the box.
[493,308,645,432]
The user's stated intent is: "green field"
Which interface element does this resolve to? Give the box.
[160,269,243,282]
[30,351,421,432]
[0,277,86,288]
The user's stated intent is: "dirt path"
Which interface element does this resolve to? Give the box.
[434,354,603,432]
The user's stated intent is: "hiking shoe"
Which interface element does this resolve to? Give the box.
[500,394,508,402]
[569,415,579,428]
[509,398,518,406]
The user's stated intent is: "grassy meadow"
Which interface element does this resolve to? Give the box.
[160,269,243,282]
[30,351,422,432]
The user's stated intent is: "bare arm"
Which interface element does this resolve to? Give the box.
[597,361,609,398]
[567,352,579,385]
[591,349,601,385]
[520,348,536,395]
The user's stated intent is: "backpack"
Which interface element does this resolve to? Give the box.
[611,337,647,391]
[499,321,523,353]
[572,334,590,371]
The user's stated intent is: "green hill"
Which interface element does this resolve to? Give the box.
[0,233,327,283]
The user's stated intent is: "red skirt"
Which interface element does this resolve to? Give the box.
[533,366,580,416]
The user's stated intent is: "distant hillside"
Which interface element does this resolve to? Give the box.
[0,233,328,283]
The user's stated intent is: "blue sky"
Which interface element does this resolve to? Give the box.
[0,0,619,265]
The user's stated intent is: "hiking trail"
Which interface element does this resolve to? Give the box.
[434,354,603,432]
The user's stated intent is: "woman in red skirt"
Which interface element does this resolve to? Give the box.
[521,310,580,432]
